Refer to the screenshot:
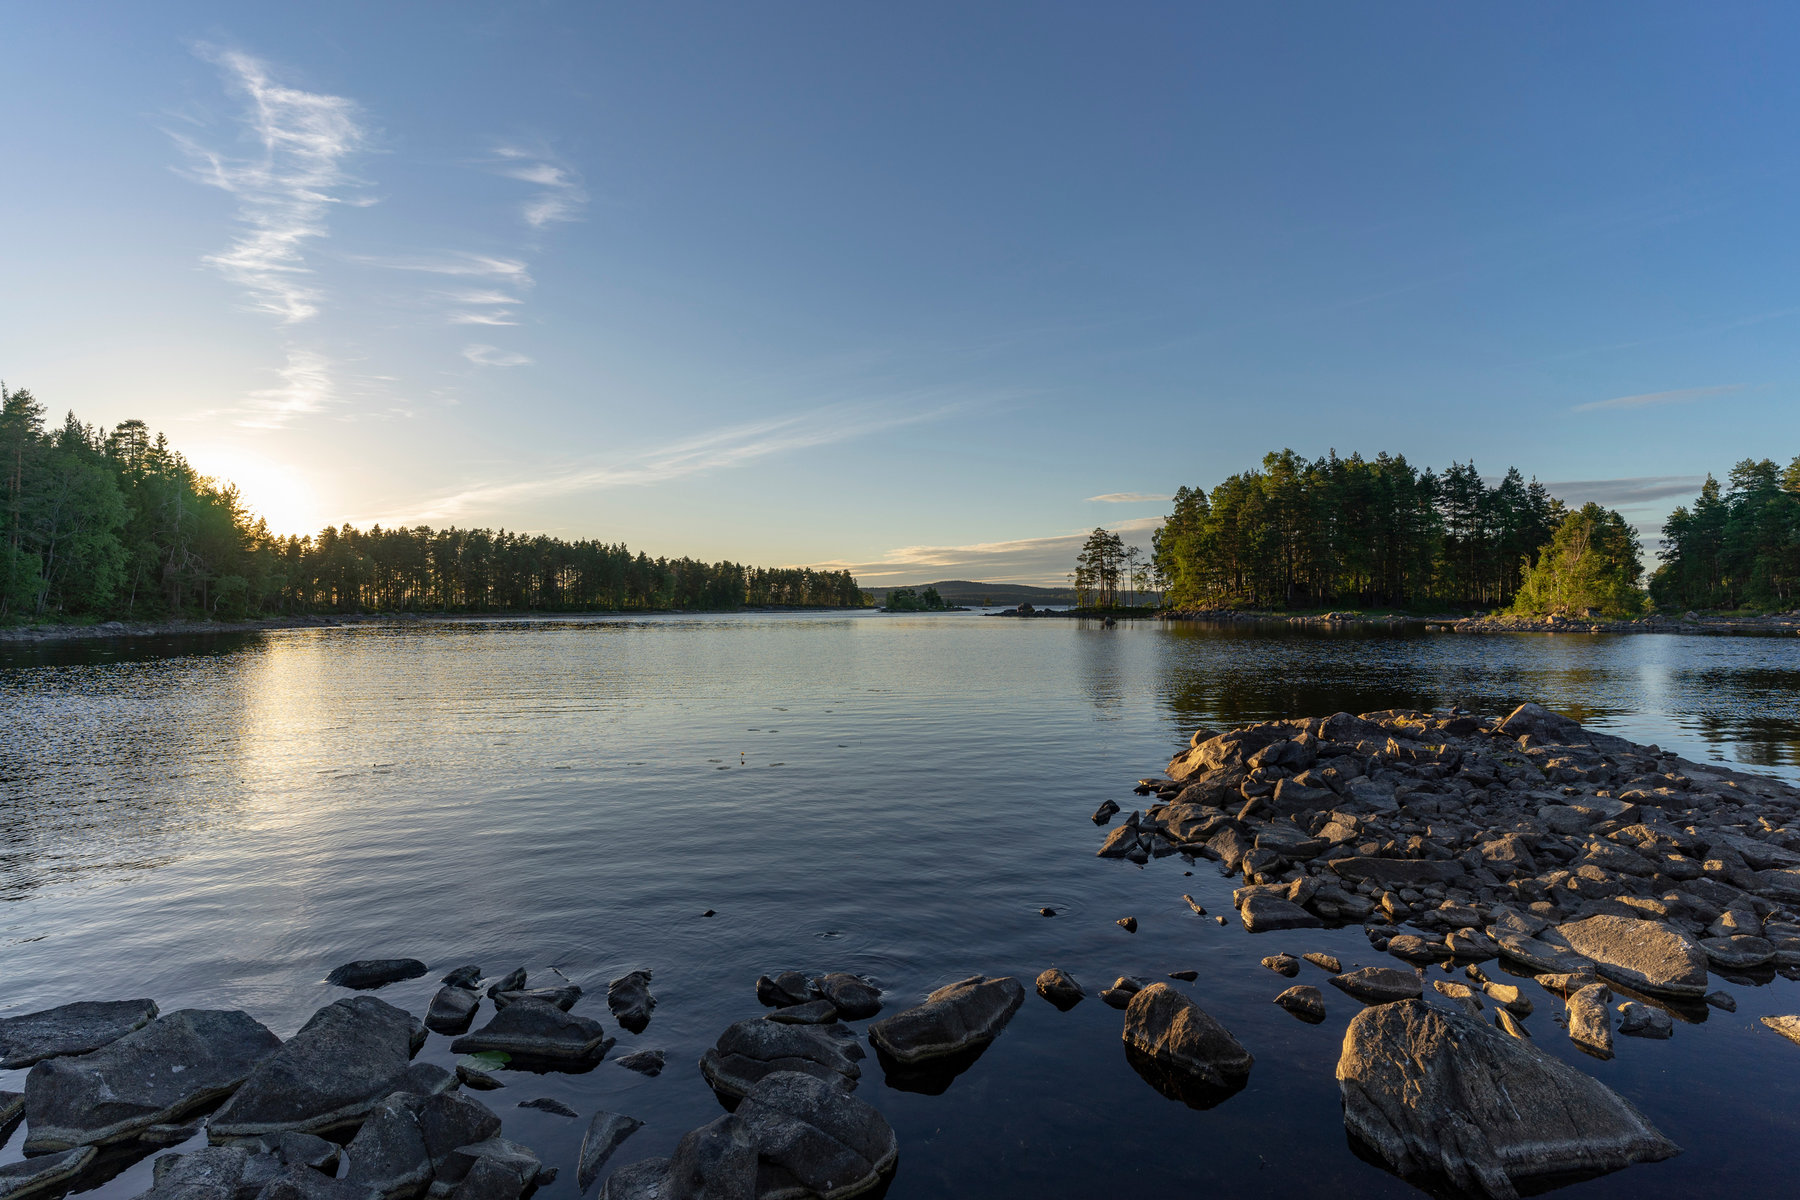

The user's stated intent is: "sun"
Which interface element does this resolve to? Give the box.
[190,452,328,537]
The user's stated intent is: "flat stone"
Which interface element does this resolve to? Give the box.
[866,976,1024,1066]
[0,1147,97,1200]
[0,999,159,1068]
[1122,983,1253,1089]
[451,999,612,1065]
[1034,968,1084,1011]
[698,1017,863,1101]
[443,1139,539,1200]
[1239,893,1322,933]
[210,997,424,1141]
[1555,915,1709,998]
[811,974,881,1020]
[148,1143,258,1200]
[1387,935,1450,964]
[577,1112,644,1194]
[1495,932,1594,975]
[1329,968,1423,1005]
[24,1009,282,1151]
[1338,999,1677,1197]
[605,972,655,1035]
[325,961,428,991]
[1274,985,1327,1023]
[425,988,481,1036]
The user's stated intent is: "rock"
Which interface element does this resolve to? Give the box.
[1302,953,1341,973]
[1616,1002,1673,1040]
[1701,935,1775,969]
[811,974,881,1020]
[1566,983,1614,1059]
[1496,702,1584,743]
[1481,983,1532,1015]
[1329,968,1423,1005]
[485,971,527,1000]
[1096,825,1145,858]
[1117,916,1138,932]
[576,1112,644,1194]
[1181,895,1207,916]
[0,1147,97,1200]
[1034,968,1084,1010]
[518,1098,578,1118]
[1554,915,1709,998]
[1092,799,1120,823]
[866,976,1024,1066]
[1761,1015,1800,1046]
[256,1165,382,1200]
[1274,986,1327,1023]
[595,1158,671,1200]
[698,1017,864,1101]
[1,1089,23,1132]
[1239,893,1322,933]
[275,1132,340,1172]
[1261,954,1300,978]
[490,988,580,1014]
[426,989,481,1036]
[444,1140,539,1200]
[210,997,424,1141]
[764,1002,838,1026]
[606,1117,750,1200]
[606,972,655,1035]
[0,999,160,1068]
[1495,932,1593,975]
[1168,969,1199,982]
[1386,935,1450,964]
[1337,999,1677,1197]
[454,1064,503,1091]
[1705,990,1737,1012]
[441,967,483,990]
[342,1094,435,1197]
[614,1050,665,1076]
[148,1144,257,1200]
[755,972,813,1009]
[1330,858,1465,887]
[24,1009,282,1151]
[731,1071,897,1199]
[1495,1009,1530,1039]
[1121,983,1253,1090]
[325,961,429,991]
[451,999,612,1066]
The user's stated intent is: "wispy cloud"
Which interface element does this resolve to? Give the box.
[173,46,370,324]
[357,253,533,284]
[810,517,1165,585]
[492,144,588,228]
[1572,384,1747,413]
[355,398,968,526]
[1087,491,1171,504]
[1542,475,1708,507]
[463,344,533,368]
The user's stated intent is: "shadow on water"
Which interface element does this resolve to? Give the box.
[1122,1044,1249,1111]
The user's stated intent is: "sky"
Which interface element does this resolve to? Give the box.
[2,3,1797,585]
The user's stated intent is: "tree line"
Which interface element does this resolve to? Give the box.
[1,386,865,622]
[1651,457,1800,611]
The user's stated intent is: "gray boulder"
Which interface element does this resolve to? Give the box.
[606,972,655,1034]
[576,1111,644,1194]
[437,1140,539,1200]
[0,1147,97,1200]
[0,999,159,1068]
[1,1089,22,1131]
[1121,984,1253,1090]
[764,1002,837,1026]
[451,999,612,1065]
[811,974,881,1020]
[732,1071,897,1199]
[1338,999,1677,1198]
[440,967,483,990]
[24,1009,282,1151]
[485,971,527,1000]
[614,1050,665,1075]
[1616,1002,1673,1040]
[1328,968,1422,1005]
[1034,968,1084,1011]
[1554,915,1709,998]
[699,1017,863,1101]
[326,961,429,991]
[1274,985,1327,1023]
[210,997,424,1141]
[342,1094,432,1198]
[1496,702,1584,742]
[425,989,480,1036]
[754,973,812,1009]
[1238,893,1321,933]
[866,976,1024,1066]
[254,1167,380,1200]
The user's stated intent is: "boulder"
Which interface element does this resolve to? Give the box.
[1700,935,1775,969]
[24,1009,282,1151]
[755,973,812,1009]
[1566,983,1613,1059]
[615,1050,666,1075]
[485,971,527,1000]
[210,997,424,1141]
[1,1090,22,1131]
[1121,984,1253,1089]
[325,961,428,991]
[606,973,655,1035]
[1616,1002,1673,1040]
[1494,932,1593,976]
[866,976,1024,1066]
[442,1139,539,1200]
[1328,968,1422,1005]
[1302,952,1341,973]
[342,1094,434,1197]
[451,999,612,1066]
[732,1071,897,1199]
[1239,893,1321,933]
[0,999,160,1068]
[146,1144,259,1200]
[1274,986,1327,1023]
[1330,858,1465,887]
[440,967,483,990]
[765,1001,837,1026]
[1554,915,1709,998]
[425,989,481,1036]
[1496,703,1584,743]
[698,1018,864,1101]
[577,1111,644,1194]
[0,1147,96,1200]
[1261,954,1300,978]
[490,988,580,1013]
[811,974,881,1021]
[255,1165,382,1200]
[1034,968,1084,1011]
[1338,999,1677,1198]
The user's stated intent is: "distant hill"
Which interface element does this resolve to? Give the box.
[866,579,1077,606]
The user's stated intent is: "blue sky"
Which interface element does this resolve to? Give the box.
[2,3,1797,584]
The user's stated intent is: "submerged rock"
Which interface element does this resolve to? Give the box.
[605,973,655,1035]
[576,1112,644,1194]
[698,1016,864,1101]
[1260,954,1300,978]
[1328,967,1422,1006]
[1121,984,1252,1089]
[811,974,881,1020]
[866,976,1024,1066]
[0,1147,96,1200]
[325,961,428,991]
[0,999,160,1069]
[518,1098,578,1118]
[451,999,612,1067]
[24,1009,282,1152]
[209,997,424,1141]
[614,1050,665,1076]
[1034,968,1084,1011]
[1337,999,1677,1198]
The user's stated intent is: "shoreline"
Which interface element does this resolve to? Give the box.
[1158,608,1800,637]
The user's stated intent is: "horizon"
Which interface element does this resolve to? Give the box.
[4,5,1798,585]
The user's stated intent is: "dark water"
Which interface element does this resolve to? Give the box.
[3,614,1800,1199]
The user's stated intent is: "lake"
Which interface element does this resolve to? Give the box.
[3,612,1800,1199]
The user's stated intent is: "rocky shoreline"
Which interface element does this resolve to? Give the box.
[0,615,363,645]
[1162,608,1800,636]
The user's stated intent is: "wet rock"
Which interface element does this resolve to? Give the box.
[24,1009,282,1152]
[1096,824,1145,859]
[1616,1002,1672,1040]
[614,1049,665,1075]
[1181,895,1207,916]
[1100,977,1149,1010]
[576,1112,644,1194]
[1329,968,1423,1005]
[1555,915,1709,998]
[698,1017,864,1101]
[0,1147,96,1200]
[485,971,527,1001]
[1261,954,1300,978]
[451,999,612,1066]
[1,1090,23,1132]
[1565,983,1613,1059]
[811,974,881,1020]
[142,1120,206,1146]
[1302,953,1341,974]
[326,961,428,991]
[1338,999,1677,1198]
[1761,1014,1800,1046]
[1121,984,1253,1089]
[754,973,812,1009]
[1274,986,1327,1023]
[1480,983,1532,1015]
[426,989,481,1037]
[211,997,425,1141]
[1034,968,1084,1010]
[594,1158,670,1200]
[1167,969,1198,982]
[1117,916,1139,932]
[1239,893,1321,933]
[490,988,580,1014]
[0,999,160,1069]
[1092,799,1120,824]
[518,1098,578,1118]
[764,1002,837,1026]
[866,976,1024,1066]
[440,967,483,990]
[1386,935,1449,964]
[731,1071,897,1199]
[606,973,655,1035]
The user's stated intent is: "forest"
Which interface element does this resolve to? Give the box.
[0,386,865,622]
[1650,457,1800,611]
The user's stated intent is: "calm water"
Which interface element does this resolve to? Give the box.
[4,614,1800,1199]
